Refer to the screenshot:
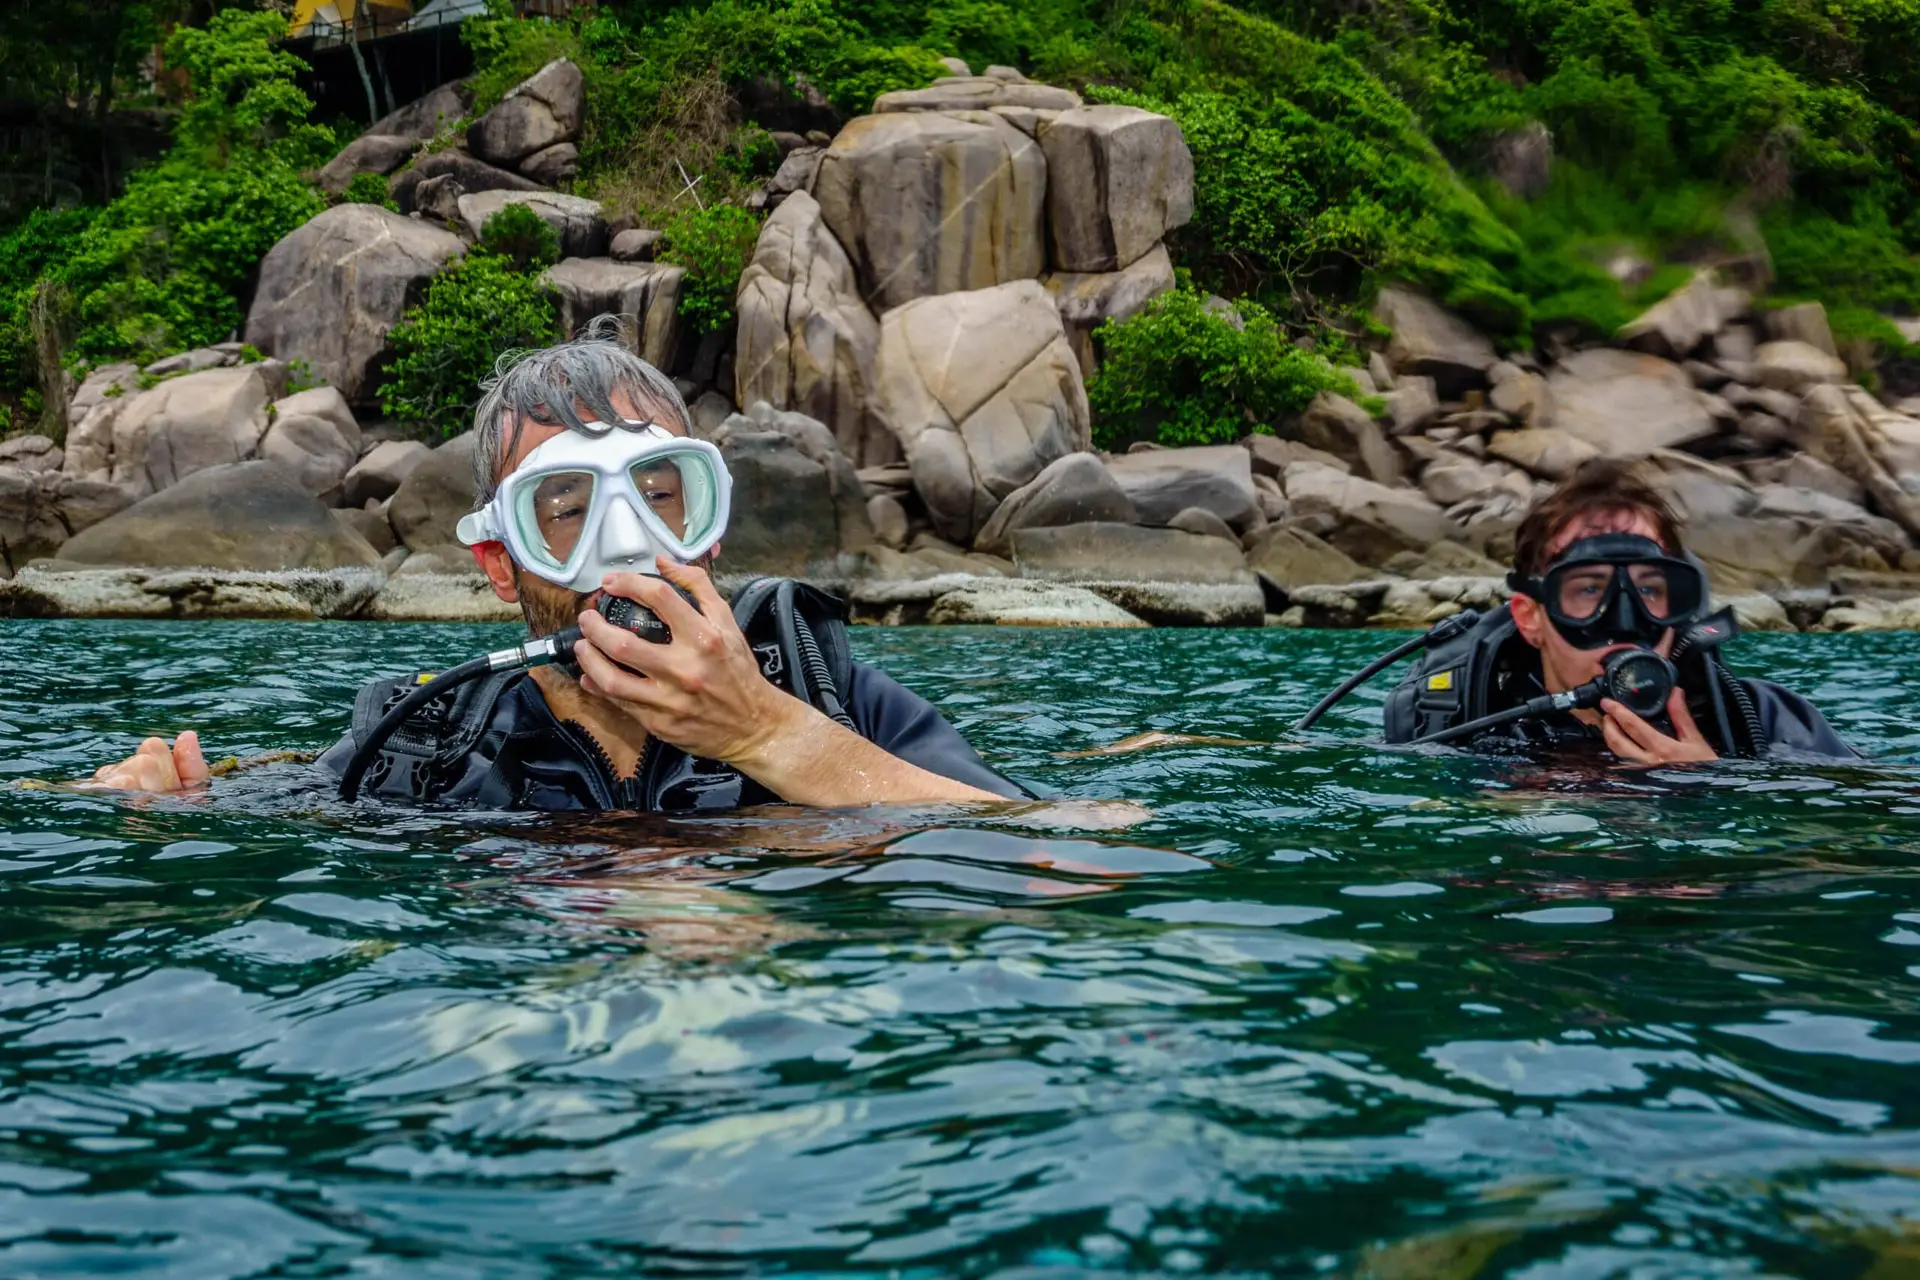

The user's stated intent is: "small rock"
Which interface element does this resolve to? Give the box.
[1244,434,1349,477]
[1293,391,1401,485]
[1764,302,1838,357]
[331,505,397,555]
[927,578,1146,628]
[1383,376,1439,435]
[1104,444,1257,530]
[867,493,909,549]
[1244,525,1367,587]
[343,440,432,509]
[518,141,579,187]
[1167,506,1237,541]
[1373,288,1498,397]
[1754,340,1848,393]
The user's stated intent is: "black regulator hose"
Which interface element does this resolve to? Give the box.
[1295,609,1483,731]
[1408,648,1677,748]
[337,591,691,802]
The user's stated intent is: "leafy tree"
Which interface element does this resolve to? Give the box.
[658,204,763,334]
[1088,284,1352,448]
[341,172,400,210]
[379,253,562,439]
[477,203,562,272]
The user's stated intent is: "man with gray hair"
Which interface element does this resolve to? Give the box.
[85,327,1024,810]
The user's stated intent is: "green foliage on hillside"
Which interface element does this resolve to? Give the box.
[658,204,764,335]
[477,203,562,272]
[1089,284,1352,447]
[1,10,328,410]
[340,172,400,210]
[379,252,562,440]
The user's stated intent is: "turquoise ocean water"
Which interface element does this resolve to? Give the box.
[2,618,1920,1275]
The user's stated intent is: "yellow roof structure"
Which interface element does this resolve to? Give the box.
[289,0,413,37]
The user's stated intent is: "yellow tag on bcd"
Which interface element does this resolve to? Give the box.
[1427,670,1455,691]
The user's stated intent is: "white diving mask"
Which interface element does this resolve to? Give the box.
[455,421,732,592]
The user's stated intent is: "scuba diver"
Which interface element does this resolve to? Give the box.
[84,325,1026,810]
[1300,458,1855,761]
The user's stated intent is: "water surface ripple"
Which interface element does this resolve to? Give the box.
[3,619,1920,1276]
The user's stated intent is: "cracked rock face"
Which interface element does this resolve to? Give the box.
[0,470,130,577]
[733,191,893,467]
[1038,106,1194,274]
[874,279,1090,543]
[467,59,586,168]
[244,205,466,403]
[540,258,686,372]
[63,366,277,499]
[812,111,1047,313]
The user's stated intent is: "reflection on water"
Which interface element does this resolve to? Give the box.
[2,618,1920,1275]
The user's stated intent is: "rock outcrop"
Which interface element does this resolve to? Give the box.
[1546,348,1716,457]
[1374,288,1498,397]
[55,461,382,571]
[874,280,1089,543]
[458,190,608,259]
[467,59,585,169]
[541,257,686,371]
[813,110,1046,312]
[1037,106,1193,273]
[1044,244,1175,378]
[244,205,465,403]
[64,365,276,497]
[972,451,1135,555]
[732,191,890,465]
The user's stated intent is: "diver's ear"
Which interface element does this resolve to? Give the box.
[473,541,520,603]
[1510,592,1549,650]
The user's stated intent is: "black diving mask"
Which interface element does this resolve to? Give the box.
[1508,533,1708,650]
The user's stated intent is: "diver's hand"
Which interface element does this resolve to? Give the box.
[575,560,797,766]
[1599,689,1717,765]
[83,732,211,792]
[574,558,1004,807]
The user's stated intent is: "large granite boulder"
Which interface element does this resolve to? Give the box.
[874,73,1082,115]
[467,59,585,168]
[1486,426,1599,479]
[259,386,361,498]
[1104,445,1259,531]
[707,406,874,578]
[1419,450,1533,508]
[1799,384,1920,540]
[1010,522,1264,625]
[1281,460,1462,565]
[1374,287,1498,397]
[459,190,608,259]
[0,435,61,475]
[813,110,1046,313]
[1043,243,1175,378]
[1037,106,1193,273]
[387,433,479,562]
[541,257,686,371]
[1546,348,1716,457]
[0,471,131,575]
[244,205,466,403]
[1244,525,1368,587]
[55,461,381,571]
[1616,271,1739,360]
[71,366,276,498]
[1643,449,1909,588]
[371,82,471,142]
[733,190,890,466]
[389,150,539,214]
[972,451,1136,555]
[343,440,432,509]
[317,133,423,197]
[1292,392,1401,485]
[873,280,1089,543]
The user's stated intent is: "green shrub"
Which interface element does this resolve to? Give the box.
[1087,284,1352,448]
[340,172,399,210]
[378,252,561,439]
[478,203,561,272]
[658,204,762,335]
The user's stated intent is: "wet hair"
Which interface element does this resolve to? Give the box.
[1510,457,1686,577]
[469,315,690,503]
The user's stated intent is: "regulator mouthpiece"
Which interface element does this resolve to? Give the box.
[1561,647,1677,719]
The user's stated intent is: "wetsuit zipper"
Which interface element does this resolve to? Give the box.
[557,719,654,809]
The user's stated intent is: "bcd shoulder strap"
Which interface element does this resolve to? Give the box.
[730,577,856,727]
[1381,606,1518,743]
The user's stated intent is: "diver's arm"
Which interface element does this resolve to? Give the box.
[574,564,1005,807]
[80,732,212,792]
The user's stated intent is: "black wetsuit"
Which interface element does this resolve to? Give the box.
[317,663,1026,811]
[1382,606,1856,759]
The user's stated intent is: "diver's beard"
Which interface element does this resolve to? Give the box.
[514,570,594,641]
[512,550,718,640]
